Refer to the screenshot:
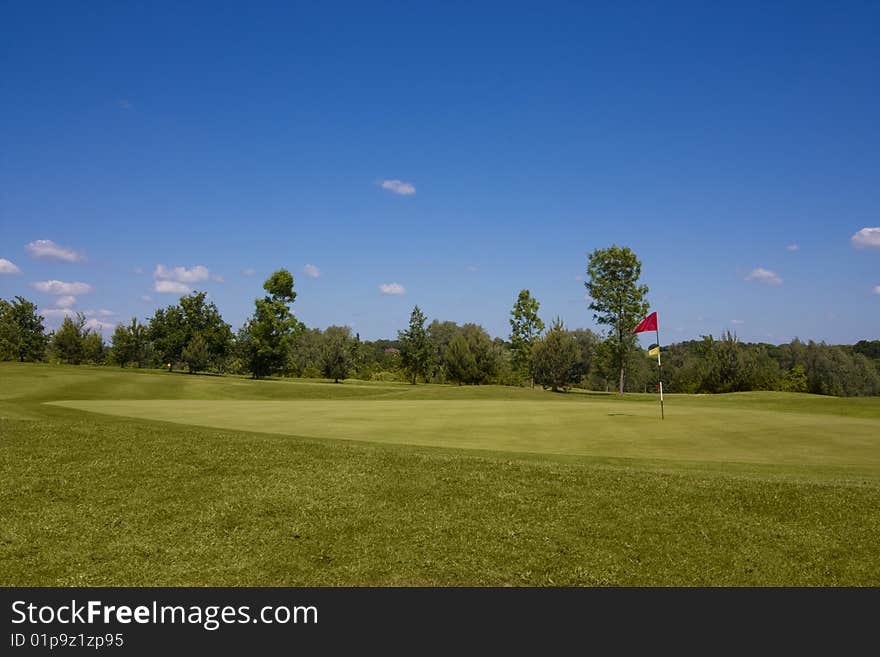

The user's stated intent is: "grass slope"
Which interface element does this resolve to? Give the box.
[2,362,879,586]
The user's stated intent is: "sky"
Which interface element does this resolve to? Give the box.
[1,1,879,344]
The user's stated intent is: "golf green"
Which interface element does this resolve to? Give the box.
[49,398,880,467]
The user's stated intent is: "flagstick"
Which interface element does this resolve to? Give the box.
[655,327,664,419]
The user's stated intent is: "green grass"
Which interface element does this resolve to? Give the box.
[2,362,879,586]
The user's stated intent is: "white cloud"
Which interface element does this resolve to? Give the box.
[380,179,416,196]
[745,268,782,285]
[731,319,745,325]
[466,265,479,272]
[0,258,21,274]
[154,280,192,294]
[787,244,799,252]
[873,286,880,295]
[83,309,114,317]
[85,318,115,332]
[852,227,880,249]
[241,268,255,277]
[56,295,77,308]
[32,280,93,295]
[42,308,76,318]
[154,264,213,283]
[303,264,321,279]
[379,282,406,295]
[25,239,85,262]
[141,295,153,302]
[152,264,221,291]
[134,267,144,274]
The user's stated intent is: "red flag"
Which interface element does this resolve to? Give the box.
[633,311,658,334]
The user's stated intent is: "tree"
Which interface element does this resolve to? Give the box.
[427,319,460,381]
[320,326,354,383]
[148,304,186,369]
[780,364,808,393]
[150,292,232,373]
[398,305,433,384]
[531,318,580,392]
[585,245,649,394]
[570,328,600,385]
[289,328,324,377]
[82,330,105,364]
[239,269,303,378]
[179,292,232,372]
[509,289,545,387]
[52,313,88,364]
[0,296,48,362]
[182,334,210,373]
[111,323,133,367]
[445,333,476,385]
[460,323,500,384]
[111,317,149,368]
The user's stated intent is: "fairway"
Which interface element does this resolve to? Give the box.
[50,398,880,468]
[3,363,880,586]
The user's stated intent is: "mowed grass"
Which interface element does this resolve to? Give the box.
[50,399,880,468]
[2,362,880,586]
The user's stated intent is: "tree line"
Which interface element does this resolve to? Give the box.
[2,246,878,396]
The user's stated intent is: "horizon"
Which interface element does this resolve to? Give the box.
[2,2,878,344]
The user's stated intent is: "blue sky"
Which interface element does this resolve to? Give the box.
[1,1,878,343]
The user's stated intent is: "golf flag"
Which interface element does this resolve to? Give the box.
[633,311,658,334]
[633,310,664,419]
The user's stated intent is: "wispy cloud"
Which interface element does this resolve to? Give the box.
[873,285,880,295]
[379,282,406,295]
[56,295,77,308]
[154,264,221,283]
[466,265,479,272]
[731,319,745,325]
[85,318,115,332]
[575,275,584,281]
[141,295,154,302]
[32,280,92,295]
[380,179,416,196]
[786,244,799,252]
[0,258,21,274]
[303,264,321,279]
[745,267,782,285]
[851,227,880,249]
[25,240,85,262]
[154,280,192,294]
[42,308,77,318]
[83,309,114,317]
[118,99,132,110]
[241,268,255,277]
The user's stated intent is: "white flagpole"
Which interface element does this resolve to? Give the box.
[656,325,664,420]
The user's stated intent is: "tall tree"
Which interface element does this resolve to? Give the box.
[460,323,500,384]
[149,292,231,372]
[0,296,48,362]
[445,332,476,385]
[111,317,149,368]
[585,245,649,394]
[52,313,88,364]
[531,318,580,392]
[398,305,433,384]
[239,269,303,378]
[148,304,186,369]
[509,289,545,388]
[427,319,460,381]
[320,325,354,383]
[179,292,232,372]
